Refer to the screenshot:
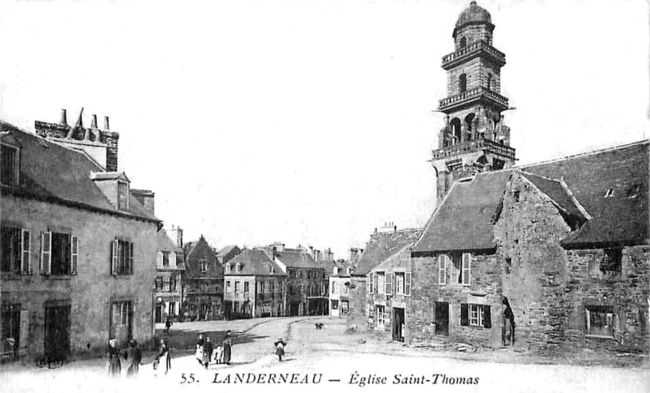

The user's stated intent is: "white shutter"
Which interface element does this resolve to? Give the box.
[71,236,78,275]
[405,272,411,296]
[156,251,163,268]
[462,253,471,286]
[438,255,447,285]
[369,273,374,294]
[169,252,177,268]
[21,229,30,274]
[111,239,119,275]
[19,309,29,352]
[41,232,51,275]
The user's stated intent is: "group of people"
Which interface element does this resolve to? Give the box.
[106,338,171,378]
[195,330,233,369]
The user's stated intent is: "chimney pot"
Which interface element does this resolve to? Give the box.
[91,114,98,129]
[104,116,110,130]
[60,109,68,126]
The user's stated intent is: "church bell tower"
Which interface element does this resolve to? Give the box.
[432,1,516,204]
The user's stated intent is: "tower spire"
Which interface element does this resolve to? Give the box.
[431,2,516,204]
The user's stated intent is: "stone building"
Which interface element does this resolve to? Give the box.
[329,261,352,317]
[153,228,185,323]
[410,141,650,353]
[216,245,241,265]
[223,249,287,319]
[182,236,223,321]
[1,118,160,360]
[347,226,421,332]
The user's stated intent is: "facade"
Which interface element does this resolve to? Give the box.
[223,249,287,319]
[1,118,160,361]
[347,227,421,332]
[216,245,241,265]
[270,245,329,316]
[410,141,650,353]
[329,262,352,317]
[182,236,224,321]
[431,1,515,204]
[154,228,185,323]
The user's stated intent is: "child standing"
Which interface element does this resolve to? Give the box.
[274,338,286,362]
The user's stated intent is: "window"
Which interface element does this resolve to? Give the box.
[226,280,231,292]
[487,74,493,91]
[460,303,491,328]
[505,257,512,274]
[604,188,615,198]
[168,301,176,316]
[269,265,274,274]
[235,281,241,293]
[585,305,615,337]
[395,272,405,294]
[513,190,520,202]
[155,277,163,291]
[459,74,467,93]
[342,282,349,295]
[601,248,622,275]
[170,276,177,292]
[307,270,312,279]
[111,239,132,275]
[41,232,78,276]
[113,301,132,325]
[376,305,386,326]
[438,255,447,285]
[235,262,241,273]
[162,277,171,292]
[169,252,176,268]
[117,181,129,210]
[244,282,249,293]
[377,272,385,294]
[1,227,30,274]
[156,251,163,268]
[331,281,337,294]
[199,259,208,273]
[225,263,231,273]
[385,272,392,294]
[1,144,19,187]
[460,36,467,48]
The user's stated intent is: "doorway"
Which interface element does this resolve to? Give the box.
[44,304,70,359]
[155,304,163,323]
[392,307,405,342]
[434,302,449,336]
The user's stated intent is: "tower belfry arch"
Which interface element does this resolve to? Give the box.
[431,1,516,204]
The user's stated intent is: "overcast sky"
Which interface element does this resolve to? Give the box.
[1,0,648,258]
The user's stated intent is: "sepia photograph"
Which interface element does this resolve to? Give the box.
[0,0,649,392]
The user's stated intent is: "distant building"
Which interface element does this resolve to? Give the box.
[329,261,352,317]
[223,249,287,319]
[216,245,241,265]
[154,228,185,323]
[1,118,160,360]
[182,236,223,321]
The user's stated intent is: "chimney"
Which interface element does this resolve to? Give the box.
[91,114,98,129]
[131,189,155,215]
[60,109,68,126]
[104,116,110,130]
[168,226,183,249]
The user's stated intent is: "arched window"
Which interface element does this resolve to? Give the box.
[464,113,476,141]
[487,74,493,91]
[460,37,467,48]
[459,74,467,93]
[450,118,462,145]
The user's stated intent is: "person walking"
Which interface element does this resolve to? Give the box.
[165,317,173,334]
[222,331,233,365]
[195,333,205,367]
[202,336,214,369]
[106,339,121,378]
[123,339,142,378]
[274,338,286,362]
[155,339,171,376]
[501,296,516,346]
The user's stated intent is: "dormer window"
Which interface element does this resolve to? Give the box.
[117,181,129,210]
[169,252,177,268]
[225,263,231,273]
[269,265,274,274]
[235,262,241,273]
[1,143,19,187]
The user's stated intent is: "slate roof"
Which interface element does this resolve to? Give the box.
[523,141,648,248]
[354,228,421,276]
[413,140,649,253]
[225,249,286,276]
[275,250,321,269]
[413,171,511,254]
[216,245,238,257]
[0,121,158,223]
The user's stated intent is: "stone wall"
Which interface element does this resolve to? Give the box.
[347,276,368,331]
[1,196,158,358]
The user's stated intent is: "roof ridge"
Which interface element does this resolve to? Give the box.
[519,139,649,170]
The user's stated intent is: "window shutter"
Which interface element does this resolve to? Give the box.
[392,272,396,294]
[462,253,471,286]
[111,239,118,275]
[373,273,378,295]
[129,242,134,274]
[369,273,374,294]
[169,252,176,268]
[483,305,492,328]
[19,309,29,351]
[21,229,30,274]
[460,303,469,326]
[71,236,78,275]
[405,272,411,296]
[41,232,51,275]
[385,272,392,294]
[438,255,447,285]
[157,252,163,268]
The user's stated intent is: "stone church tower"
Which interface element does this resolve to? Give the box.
[432,1,516,204]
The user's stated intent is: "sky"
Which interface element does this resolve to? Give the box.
[0,0,648,259]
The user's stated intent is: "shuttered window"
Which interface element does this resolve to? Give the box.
[462,253,471,286]
[438,255,447,285]
[405,272,411,296]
